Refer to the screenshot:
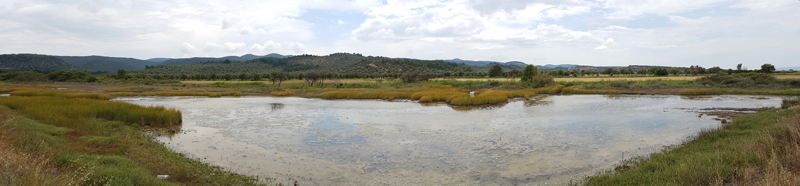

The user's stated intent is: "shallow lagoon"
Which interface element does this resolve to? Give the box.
[118,95,781,185]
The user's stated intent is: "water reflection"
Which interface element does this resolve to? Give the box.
[119,95,781,185]
[269,103,284,112]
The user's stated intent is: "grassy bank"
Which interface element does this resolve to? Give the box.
[0,96,270,186]
[311,85,567,106]
[584,105,800,185]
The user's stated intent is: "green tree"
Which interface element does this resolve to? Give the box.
[736,63,742,73]
[520,65,538,82]
[669,68,680,75]
[654,68,669,76]
[707,66,724,74]
[269,70,285,86]
[761,63,775,73]
[488,64,503,77]
[116,69,127,79]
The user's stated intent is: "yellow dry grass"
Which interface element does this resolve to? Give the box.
[270,90,295,96]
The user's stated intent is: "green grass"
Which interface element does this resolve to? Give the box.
[10,90,111,100]
[584,108,800,185]
[0,98,271,186]
[0,96,181,129]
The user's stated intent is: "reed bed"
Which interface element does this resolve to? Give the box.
[10,91,111,100]
[316,90,414,100]
[109,91,241,98]
[449,90,511,106]
[532,85,566,94]
[0,96,181,128]
[561,87,621,94]
[270,90,295,96]
[409,89,469,102]
[678,88,727,95]
[314,86,573,106]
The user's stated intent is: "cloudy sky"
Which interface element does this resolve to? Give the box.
[1,0,798,68]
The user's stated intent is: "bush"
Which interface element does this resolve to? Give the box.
[787,79,800,87]
[609,81,631,88]
[488,81,500,87]
[783,97,800,109]
[527,73,554,88]
[723,78,754,87]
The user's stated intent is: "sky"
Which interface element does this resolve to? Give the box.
[1,0,798,69]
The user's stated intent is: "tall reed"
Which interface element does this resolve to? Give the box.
[10,91,111,100]
[110,91,241,98]
[0,97,181,128]
[561,87,621,94]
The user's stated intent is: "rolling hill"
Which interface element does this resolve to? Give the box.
[161,53,292,65]
[56,56,161,72]
[135,53,476,75]
[0,54,78,72]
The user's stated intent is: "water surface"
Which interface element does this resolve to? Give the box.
[118,95,780,185]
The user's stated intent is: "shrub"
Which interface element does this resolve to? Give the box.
[787,79,800,87]
[783,97,800,109]
[528,73,555,88]
[609,81,631,88]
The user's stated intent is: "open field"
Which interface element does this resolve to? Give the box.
[179,75,800,84]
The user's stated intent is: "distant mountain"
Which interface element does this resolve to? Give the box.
[56,56,161,72]
[442,59,583,71]
[146,58,171,62]
[0,54,78,72]
[135,53,475,75]
[161,53,292,65]
[444,58,527,70]
[778,66,800,71]
[542,64,578,69]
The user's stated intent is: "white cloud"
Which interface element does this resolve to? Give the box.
[251,41,283,51]
[368,29,395,38]
[600,0,730,20]
[180,43,197,54]
[0,0,797,68]
[240,26,255,35]
[222,19,232,30]
[594,45,608,50]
